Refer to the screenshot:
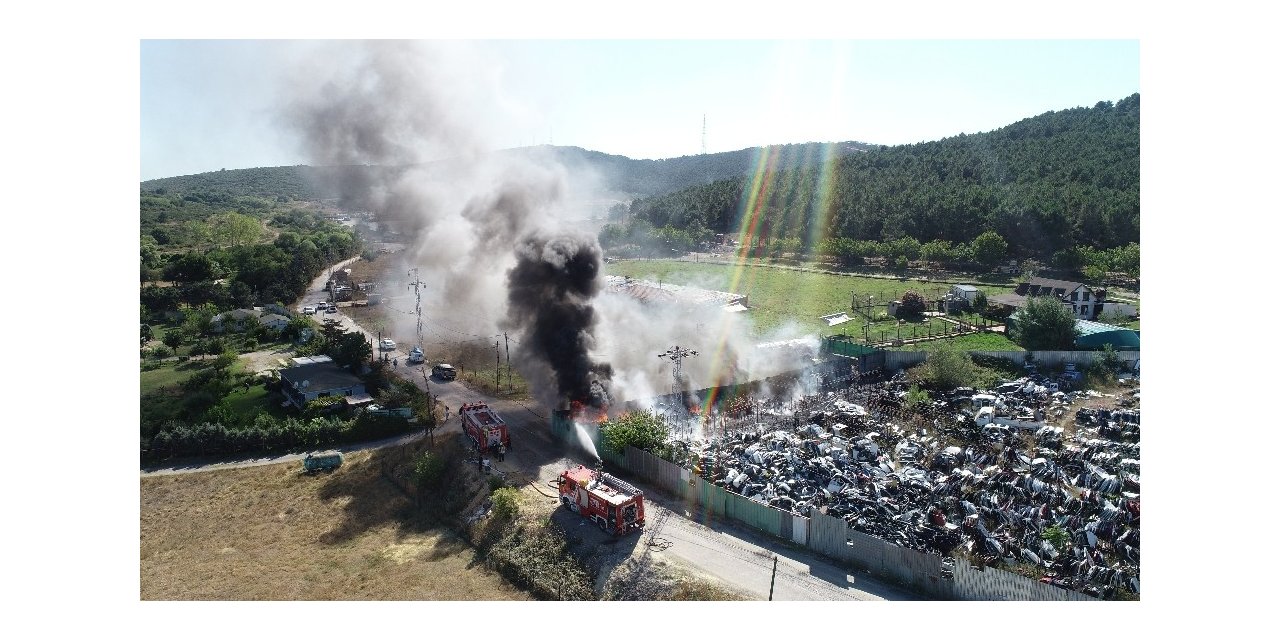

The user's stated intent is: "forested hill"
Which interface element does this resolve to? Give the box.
[626,94,1140,258]
[141,165,363,202]
[512,142,876,197]
[140,141,877,201]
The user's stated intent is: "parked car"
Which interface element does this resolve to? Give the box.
[325,305,338,314]
[379,338,396,351]
[303,306,316,315]
[432,363,457,380]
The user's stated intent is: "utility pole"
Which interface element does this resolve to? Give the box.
[495,340,501,391]
[658,345,699,398]
[407,267,426,351]
[503,332,511,393]
[768,555,778,601]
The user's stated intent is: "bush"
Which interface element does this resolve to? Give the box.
[490,487,520,521]
[912,344,978,390]
[1009,296,1080,350]
[600,411,669,455]
[1085,344,1124,385]
[414,452,449,489]
[302,395,346,419]
[903,384,931,411]
[897,291,926,318]
[1041,525,1069,553]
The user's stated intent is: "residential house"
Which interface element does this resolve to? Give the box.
[212,307,294,333]
[277,362,370,409]
[989,277,1107,320]
[289,355,334,367]
[258,313,290,331]
[210,309,260,333]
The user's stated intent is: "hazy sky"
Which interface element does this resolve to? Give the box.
[140,39,1138,181]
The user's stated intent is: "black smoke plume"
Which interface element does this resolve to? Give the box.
[505,231,612,405]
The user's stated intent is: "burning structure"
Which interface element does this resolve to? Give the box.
[603,275,748,313]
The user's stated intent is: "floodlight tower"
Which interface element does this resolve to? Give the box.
[658,345,699,397]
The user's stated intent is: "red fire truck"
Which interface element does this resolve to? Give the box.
[460,402,511,452]
[557,464,645,535]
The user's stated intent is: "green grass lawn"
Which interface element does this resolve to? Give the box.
[605,259,1013,340]
[140,359,206,395]
[897,331,1022,352]
[142,354,279,431]
[222,383,274,417]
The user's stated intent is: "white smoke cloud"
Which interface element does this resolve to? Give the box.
[278,40,820,409]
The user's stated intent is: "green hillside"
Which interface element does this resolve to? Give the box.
[140,142,877,201]
[618,94,1140,264]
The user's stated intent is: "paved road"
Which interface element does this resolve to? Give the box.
[638,494,917,600]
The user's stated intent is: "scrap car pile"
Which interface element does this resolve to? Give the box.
[675,371,1140,598]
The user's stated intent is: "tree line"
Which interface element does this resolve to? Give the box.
[141,197,362,315]
[608,94,1140,270]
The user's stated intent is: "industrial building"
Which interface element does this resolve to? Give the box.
[603,275,748,313]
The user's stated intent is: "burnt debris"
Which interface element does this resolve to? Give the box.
[660,371,1140,598]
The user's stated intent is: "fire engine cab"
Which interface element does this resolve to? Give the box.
[557,464,645,535]
[460,402,510,452]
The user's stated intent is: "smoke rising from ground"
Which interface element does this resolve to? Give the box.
[504,232,612,407]
[593,280,819,410]
[279,41,818,412]
[282,41,612,404]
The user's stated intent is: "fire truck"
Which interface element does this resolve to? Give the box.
[460,402,511,452]
[557,464,645,535]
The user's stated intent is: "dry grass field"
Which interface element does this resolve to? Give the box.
[140,448,530,600]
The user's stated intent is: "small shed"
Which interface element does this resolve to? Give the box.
[950,284,980,302]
